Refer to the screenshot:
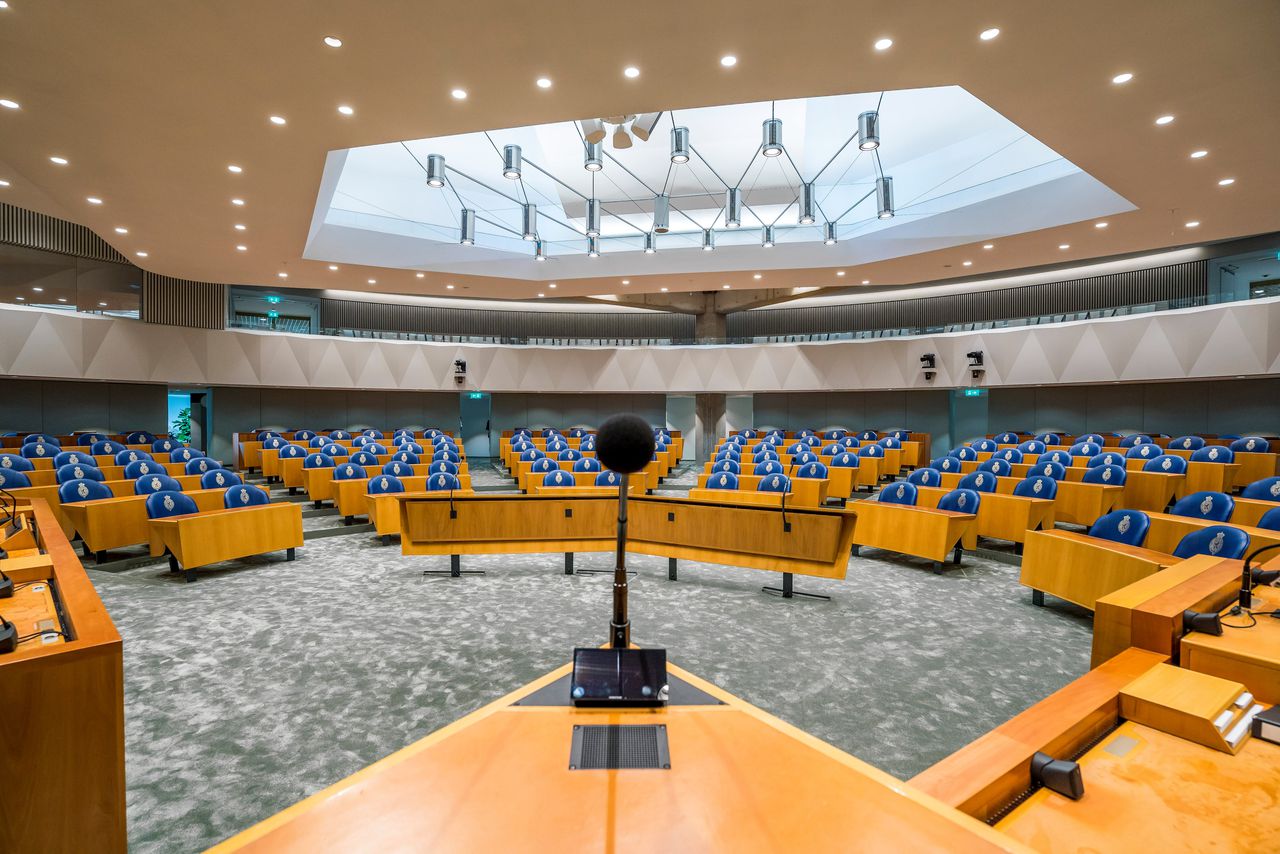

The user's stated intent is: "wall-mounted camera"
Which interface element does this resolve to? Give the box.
[453,359,468,385]
[966,350,984,367]
[919,353,936,369]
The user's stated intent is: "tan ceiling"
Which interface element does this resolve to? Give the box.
[1,0,1277,306]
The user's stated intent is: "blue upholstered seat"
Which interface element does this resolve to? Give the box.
[1089,510,1150,546]
[329,430,352,441]
[838,437,860,449]
[757,473,790,493]
[348,451,379,467]
[152,438,179,453]
[1088,452,1124,468]
[92,440,126,456]
[529,458,556,473]
[428,460,459,475]
[939,488,980,513]
[333,463,367,481]
[145,490,197,517]
[726,435,747,446]
[433,450,461,464]
[0,469,31,488]
[392,451,421,464]
[878,482,917,505]
[0,453,35,473]
[201,469,241,489]
[60,478,112,503]
[185,457,221,475]
[255,430,281,441]
[123,460,161,478]
[821,430,846,441]
[978,458,1012,477]
[1172,526,1249,560]
[708,472,739,490]
[1231,437,1270,453]
[754,460,783,475]
[425,472,460,491]
[54,450,93,468]
[56,463,104,484]
[293,430,317,442]
[1240,477,1280,501]
[907,468,941,487]
[1257,507,1280,531]
[1041,450,1073,468]
[225,484,270,508]
[557,448,583,462]
[352,435,374,447]
[786,442,808,455]
[1082,464,1126,486]
[820,444,842,456]
[931,456,961,473]
[262,437,287,452]
[753,449,780,463]
[308,436,329,448]
[950,446,978,461]
[1143,454,1187,474]
[796,461,828,479]
[394,441,422,454]
[793,452,817,466]
[520,448,545,462]
[1169,491,1234,522]
[75,433,105,446]
[540,470,573,488]
[996,448,1024,463]
[993,432,1019,444]
[135,474,182,494]
[1035,433,1060,446]
[877,437,901,449]
[829,452,859,468]
[21,441,59,459]
[23,433,59,447]
[169,447,204,463]
[970,438,997,453]
[573,457,602,472]
[712,459,741,475]
[125,431,156,444]
[279,444,306,459]
[321,443,349,457]
[1069,442,1101,457]
[362,429,384,439]
[595,471,623,487]
[1190,446,1233,463]
[800,435,821,447]
[1126,444,1161,461]
[1171,435,1206,451]
[1077,434,1105,446]
[858,430,878,441]
[303,453,334,469]
[958,471,997,493]
[1014,475,1058,499]
[368,474,405,495]
[1118,434,1150,448]
[859,444,884,458]
[1017,440,1047,455]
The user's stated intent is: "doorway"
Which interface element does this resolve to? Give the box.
[459,392,492,460]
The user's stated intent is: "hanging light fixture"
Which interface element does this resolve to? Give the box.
[762,225,776,248]
[581,118,607,145]
[762,118,783,156]
[534,239,548,262]
[425,154,446,188]
[584,141,603,172]
[876,176,895,219]
[643,232,657,253]
[502,144,523,180]
[612,125,633,149]
[858,111,880,151]
[652,193,670,233]
[587,236,601,258]
[585,199,601,237]
[670,127,690,164]
[702,228,715,251]
[521,203,537,240]
[632,112,662,141]
[460,209,476,245]
[726,188,742,228]
[799,182,816,224]
[823,221,837,245]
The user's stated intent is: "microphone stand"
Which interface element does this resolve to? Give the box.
[1236,542,1280,612]
[610,473,630,648]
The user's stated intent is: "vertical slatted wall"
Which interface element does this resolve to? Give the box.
[141,272,228,329]
[0,202,130,263]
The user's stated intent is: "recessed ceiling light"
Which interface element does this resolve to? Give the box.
[114,227,127,234]
[983,243,994,249]
[1185,220,1200,228]
[234,223,246,231]
[32,287,43,292]
[1059,244,1070,250]
[962,260,973,266]
[337,104,354,116]
[450,88,467,100]
[0,98,19,110]
[0,178,9,187]
[1112,72,1133,84]
[236,245,247,251]
[537,292,544,298]
[329,264,338,271]
[86,196,102,205]
[136,251,148,257]
[752,274,762,280]
[231,198,245,206]
[535,77,552,89]
[269,115,287,125]
[1154,115,1174,125]
[323,36,343,48]
[57,298,66,303]
[277,272,288,278]
[874,38,893,50]
[548,283,557,288]
[0,3,11,9]
[227,164,242,173]
[836,271,845,276]
[1190,149,1208,159]
[1095,221,1108,228]
[623,66,640,78]
[1218,177,1235,186]
[98,302,107,307]
[14,297,23,301]
[660,287,669,292]
[367,278,376,284]
[722,283,731,289]
[416,272,425,278]
[446,284,455,289]
[49,156,68,165]
[862,279,870,285]
[621,279,630,285]
[720,55,737,67]
[979,28,1000,40]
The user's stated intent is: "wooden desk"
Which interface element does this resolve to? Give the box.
[939,475,1120,529]
[1141,511,1280,556]
[1182,461,1242,496]
[8,479,135,538]
[1019,529,1176,611]
[209,661,1022,853]
[60,488,228,560]
[915,486,1054,547]
[146,503,304,581]
[693,473,829,507]
[1233,450,1278,488]
[850,500,976,572]
[366,488,477,540]
[0,499,126,852]
[1181,588,1280,704]
[1232,496,1280,528]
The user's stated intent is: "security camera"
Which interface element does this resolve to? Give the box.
[923,370,936,381]
[919,353,936,369]
[966,350,984,366]
[971,368,985,380]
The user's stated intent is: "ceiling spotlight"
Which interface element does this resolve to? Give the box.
[726,188,742,228]
[1155,115,1174,125]
[114,227,128,234]
[32,287,42,292]
[670,126,690,163]
[269,115,286,125]
[57,298,66,303]
[534,239,548,262]
[537,293,545,298]
[623,66,640,78]
[236,245,247,251]
[234,224,246,231]
[581,118,606,145]
[368,278,377,285]
[1190,149,1208,159]
[1112,72,1133,84]
[962,260,972,266]
[857,111,880,150]
[451,89,467,100]
[652,193,670,233]
[231,198,245,206]
[277,272,288,278]
[227,164,243,173]
[14,297,22,301]
[329,265,339,271]
[874,38,893,50]
[587,236,601,258]
[98,302,108,308]
[86,196,103,205]
[136,251,148,258]
[723,283,731,289]
[643,232,656,253]
[536,77,553,89]
[1059,244,1070,250]
[0,179,8,187]
[502,144,522,180]
[585,199,601,238]
[862,279,870,284]
[702,229,715,251]
[548,282,557,288]
[612,125,632,149]
[446,284,455,289]
[1185,220,1201,228]
[584,141,603,172]
[876,176,894,219]
[324,36,343,47]
[460,208,476,245]
[979,28,1000,40]
[753,273,762,280]
[660,287,668,292]
[1218,177,1235,186]
[416,272,425,278]
[0,98,19,110]
[762,226,775,248]
[631,113,661,142]
[762,118,783,156]
[337,105,354,116]
[836,271,845,276]
[622,279,630,284]
[983,243,994,249]
[1095,221,1108,228]
[799,182,816,224]
[521,202,537,240]
[720,55,737,67]
[426,153,446,187]
[50,156,68,165]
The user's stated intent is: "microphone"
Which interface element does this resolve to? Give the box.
[596,415,656,648]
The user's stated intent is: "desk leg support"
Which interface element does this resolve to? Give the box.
[851,545,861,557]
[565,552,574,575]
[167,554,179,574]
[423,553,484,579]
[762,572,831,602]
[286,548,296,561]
[952,547,963,565]
[1032,589,1045,607]
[668,558,677,581]
[95,550,107,565]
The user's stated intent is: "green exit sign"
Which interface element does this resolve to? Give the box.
[963,388,986,397]
[468,392,486,399]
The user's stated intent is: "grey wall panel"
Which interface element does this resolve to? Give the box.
[42,381,110,433]
[490,393,665,432]
[988,388,1038,433]
[346,390,386,430]
[1083,385,1144,434]
[1141,383,1207,437]
[905,390,954,453]
[260,388,311,431]
[108,383,167,436]
[0,379,165,436]
[1205,379,1280,436]
[0,379,44,433]
[1033,386,1090,435]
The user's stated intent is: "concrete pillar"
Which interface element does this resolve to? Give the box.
[695,393,726,461]
[695,306,726,341]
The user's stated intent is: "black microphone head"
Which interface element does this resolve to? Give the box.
[596,414,656,474]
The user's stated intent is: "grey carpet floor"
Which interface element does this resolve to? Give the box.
[90,521,1091,854]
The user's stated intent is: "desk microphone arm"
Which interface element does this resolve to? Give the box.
[610,473,630,649]
[1239,542,1280,611]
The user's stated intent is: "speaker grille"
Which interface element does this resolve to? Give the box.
[569,724,670,770]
